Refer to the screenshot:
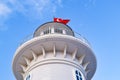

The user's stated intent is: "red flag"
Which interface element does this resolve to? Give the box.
[54,18,70,25]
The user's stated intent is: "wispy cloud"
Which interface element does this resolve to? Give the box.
[0,0,63,31]
[0,3,12,17]
[0,3,11,31]
[84,0,96,8]
[6,0,63,18]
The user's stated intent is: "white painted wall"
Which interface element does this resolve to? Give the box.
[25,63,85,80]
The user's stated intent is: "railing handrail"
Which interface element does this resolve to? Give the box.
[74,32,91,47]
[19,32,91,48]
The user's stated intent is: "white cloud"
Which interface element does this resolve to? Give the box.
[0,3,11,31]
[0,3,12,17]
[0,0,63,19]
[6,0,63,19]
[0,0,63,31]
[84,0,96,8]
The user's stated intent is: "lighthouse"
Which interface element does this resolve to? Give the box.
[12,18,97,80]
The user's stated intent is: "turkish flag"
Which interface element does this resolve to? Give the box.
[54,18,70,25]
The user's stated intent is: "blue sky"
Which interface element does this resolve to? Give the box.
[0,0,120,80]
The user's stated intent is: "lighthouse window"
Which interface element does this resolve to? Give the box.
[75,70,82,80]
[26,74,30,80]
[44,29,51,34]
[55,29,63,34]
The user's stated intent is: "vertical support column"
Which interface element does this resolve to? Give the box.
[51,27,54,33]
[41,46,45,58]
[63,30,66,34]
[72,48,78,60]
[53,44,56,57]
[40,32,44,36]
[63,45,67,58]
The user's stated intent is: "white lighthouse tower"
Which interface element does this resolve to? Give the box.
[12,20,97,80]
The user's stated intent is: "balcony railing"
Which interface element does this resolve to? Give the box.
[19,32,91,48]
[74,32,91,47]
